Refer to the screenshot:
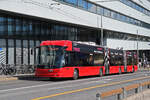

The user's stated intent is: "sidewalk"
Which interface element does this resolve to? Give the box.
[0,74,50,82]
[124,89,150,100]
[0,75,18,82]
[0,74,34,82]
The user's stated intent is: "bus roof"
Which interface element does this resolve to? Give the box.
[40,40,73,51]
[40,40,107,54]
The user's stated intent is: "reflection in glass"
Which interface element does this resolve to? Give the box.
[65,0,77,5]
[37,45,65,69]
[88,2,96,13]
[16,40,21,65]
[23,40,28,64]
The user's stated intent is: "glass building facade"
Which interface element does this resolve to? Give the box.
[57,0,150,29]
[120,0,150,16]
[0,12,100,65]
[0,9,150,65]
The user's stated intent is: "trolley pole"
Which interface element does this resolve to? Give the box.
[101,14,103,46]
[137,30,139,67]
[95,0,120,46]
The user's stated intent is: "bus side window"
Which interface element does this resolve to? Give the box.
[127,54,132,65]
[89,54,94,65]
[118,56,123,66]
[110,53,115,66]
[78,53,86,66]
[114,54,118,66]
[64,52,69,66]
[65,52,79,66]
[94,54,104,66]
[77,52,90,66]
[65,52,73,66]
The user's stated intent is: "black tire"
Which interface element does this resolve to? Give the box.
[99,69,103,77]
[11,68,16,75]
[7,68,14,75]
[21,69,25,74]
[73,69,78,80]
[17,69,21,74]
[3,70,8,75]
[0,68,3,75]
[28,67,34,73]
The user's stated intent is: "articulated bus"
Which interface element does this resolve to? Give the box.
[35,40,138,79]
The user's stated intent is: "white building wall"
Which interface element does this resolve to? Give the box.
[0,0,150,50]
[132,0,150,10]
[102,16,150,37]
[107,38,150,50]
[0,0,149,36]
[92,0,150,24]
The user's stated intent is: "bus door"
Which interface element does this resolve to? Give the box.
[123,51,127,72]
[104,48,110,74]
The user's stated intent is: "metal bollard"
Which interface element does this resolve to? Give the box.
[117,93,122,100]
[122,87,127,99]
[135,85,142,93]
[96,93,101,100]
[148,84,150,89]
[135,88,138,93]
[138,85,142,93]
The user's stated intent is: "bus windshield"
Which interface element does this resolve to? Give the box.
[37,45,65,69]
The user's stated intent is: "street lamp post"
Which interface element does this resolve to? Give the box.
[95,0,119,46]
[137,30,139,67]
[101,14,103,46]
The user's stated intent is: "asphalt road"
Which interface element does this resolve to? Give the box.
[0,70,150,100]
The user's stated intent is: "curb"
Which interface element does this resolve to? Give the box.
[0,74,34,82]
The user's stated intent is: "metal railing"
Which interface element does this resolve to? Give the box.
[96,81,150,100]
[0,64,36,75]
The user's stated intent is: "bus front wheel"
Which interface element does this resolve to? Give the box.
[73,69,78,80]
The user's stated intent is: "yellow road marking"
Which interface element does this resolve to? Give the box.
[32,75,150,100]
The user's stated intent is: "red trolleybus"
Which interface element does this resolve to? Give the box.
[126,51,138,73]
[109,49,138,74]
[35,40,138,79]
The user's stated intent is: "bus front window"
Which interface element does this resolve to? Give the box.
[37,45,65,69]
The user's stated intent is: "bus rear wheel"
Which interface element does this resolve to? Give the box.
[73,69,78,80]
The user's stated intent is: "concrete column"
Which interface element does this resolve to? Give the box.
[117,93,122,100]
[96,93,101,100]
[122,87,127,99]
[148,84,150,89]
[138,85,142,93]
